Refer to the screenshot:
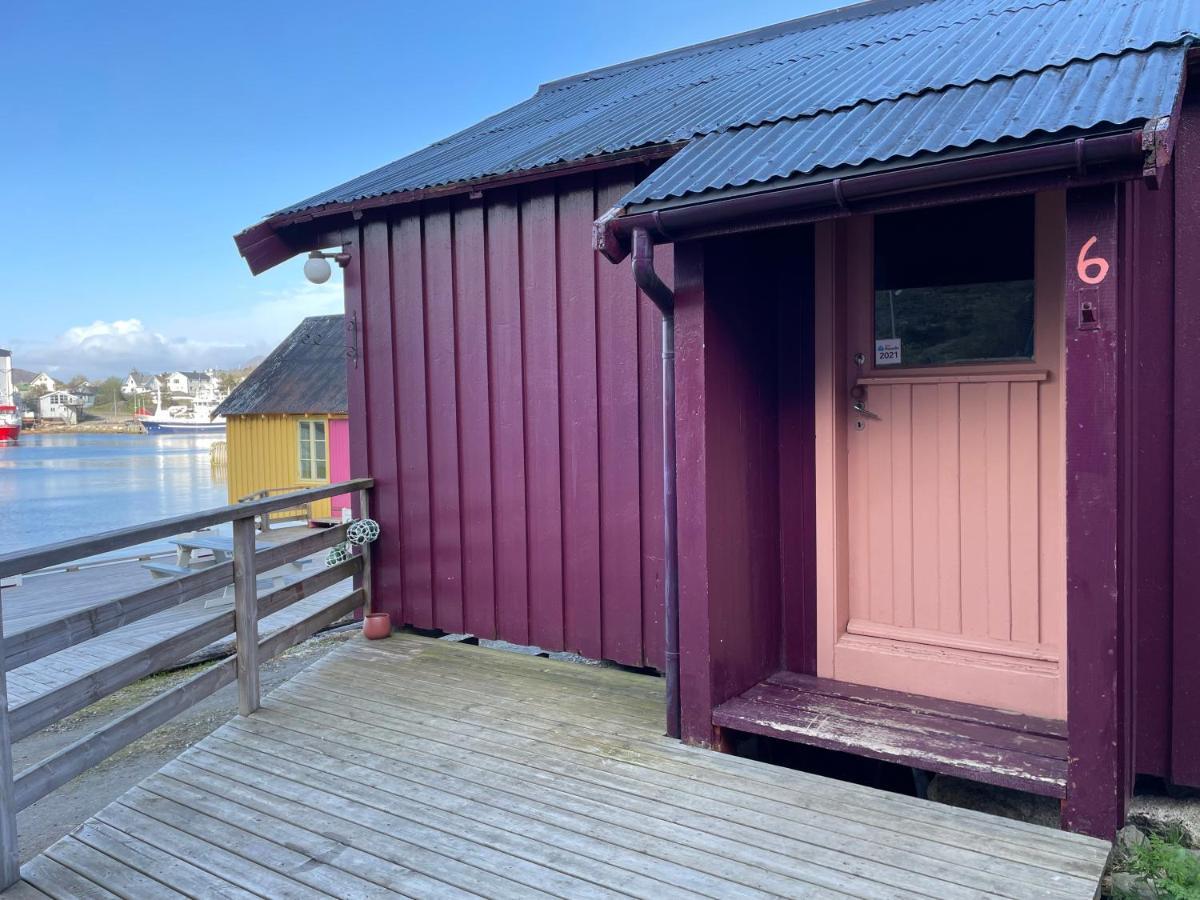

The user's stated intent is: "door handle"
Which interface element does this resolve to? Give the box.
[853,399,881,421]
[850,384,880,421]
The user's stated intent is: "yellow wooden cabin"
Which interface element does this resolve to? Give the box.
[215,316,350,524]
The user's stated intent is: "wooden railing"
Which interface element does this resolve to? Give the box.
[237,486,315,531]
[0,477,374,890]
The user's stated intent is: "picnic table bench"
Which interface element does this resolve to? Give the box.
[172,533,256,566]
[141,533,311,590]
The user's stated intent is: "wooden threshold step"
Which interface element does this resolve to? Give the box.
[712,671,1068,798]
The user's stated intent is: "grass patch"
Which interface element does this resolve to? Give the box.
[1113,828,1200,900]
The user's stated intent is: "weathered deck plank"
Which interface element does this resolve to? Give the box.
[5,633,1111,899]
[276,670,1102,890]
[20,854,118,899]
[269,667,1096,886]
[289,651,1105,865]
[713,673,1070,797]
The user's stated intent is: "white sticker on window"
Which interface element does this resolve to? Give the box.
[875,338,902,366]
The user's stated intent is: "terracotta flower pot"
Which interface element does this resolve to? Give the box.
[362,612,391,640]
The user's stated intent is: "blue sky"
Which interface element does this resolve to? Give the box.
[1,0,835,378]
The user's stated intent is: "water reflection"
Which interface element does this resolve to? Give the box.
[0,433,230,559]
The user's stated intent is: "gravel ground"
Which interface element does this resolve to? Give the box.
[11,628,356,864]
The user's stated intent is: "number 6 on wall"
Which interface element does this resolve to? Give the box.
[1076,236,1110,285]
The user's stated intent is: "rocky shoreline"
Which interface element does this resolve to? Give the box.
[24,418,144,435]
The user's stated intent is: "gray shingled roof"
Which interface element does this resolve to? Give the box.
[271,0,1198,218]
[215,316,347,417]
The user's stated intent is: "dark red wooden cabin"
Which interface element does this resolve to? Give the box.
[237,0,1200,838]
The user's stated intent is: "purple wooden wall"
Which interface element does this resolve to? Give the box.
[778,235,818,675]
[344,166,669,670]
[675,229,813,746]
[1170,94,1200,789]
[1129,170,1175,782]
[1127,88,1200,790]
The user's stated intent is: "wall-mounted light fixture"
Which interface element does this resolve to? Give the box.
[302,249,351,284]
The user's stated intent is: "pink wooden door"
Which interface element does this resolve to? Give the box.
[815,193,1067,719]
[328,417,352,521]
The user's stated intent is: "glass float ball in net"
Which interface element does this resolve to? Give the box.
[326,543,350,567]
[347,518,381,546]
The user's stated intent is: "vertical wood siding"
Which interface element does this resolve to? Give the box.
[1127,89,1200,790]
[359,221,403,608]
[352,167,667,668]
[847,378,1054,651]
[1169,92,1200,788]
[1126,171,1175,782]
[675,231,799,745]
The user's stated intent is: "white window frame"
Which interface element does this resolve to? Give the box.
[298,418,328,482]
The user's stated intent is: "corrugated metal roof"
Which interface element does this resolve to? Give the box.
[215,316,347,416]
[274,0,1199,218]
[623,45,1188,205]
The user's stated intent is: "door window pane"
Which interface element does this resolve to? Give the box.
[874,196,1036,367]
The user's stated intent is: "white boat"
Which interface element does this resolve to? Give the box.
[138,397,226,434]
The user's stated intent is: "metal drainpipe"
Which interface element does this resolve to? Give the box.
[631,227,681,739]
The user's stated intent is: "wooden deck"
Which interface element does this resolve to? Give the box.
[7,634,1110,899]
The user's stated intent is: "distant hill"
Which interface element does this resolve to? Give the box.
[11,368,37,385]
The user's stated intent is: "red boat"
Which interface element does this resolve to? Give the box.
[0,405,18,444]
[0,350,18,443]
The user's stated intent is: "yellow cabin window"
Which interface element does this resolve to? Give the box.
[298,419,328,481]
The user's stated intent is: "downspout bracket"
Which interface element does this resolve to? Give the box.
[1142,116,1173,188]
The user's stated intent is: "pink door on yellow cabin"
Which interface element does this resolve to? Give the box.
[815,193,1067,720]
[328,417,352,521]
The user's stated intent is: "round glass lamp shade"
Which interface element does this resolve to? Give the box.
[303,254,332,284]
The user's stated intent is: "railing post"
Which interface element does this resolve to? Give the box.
[231,516,260,716]
[357,487,373,614]
[0,586,20,890]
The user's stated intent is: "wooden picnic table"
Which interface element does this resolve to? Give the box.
[140,533,312,606]
[171,533,256,566]
[173,532,313,573]
[174,533,310,567]
[139,533,312,586]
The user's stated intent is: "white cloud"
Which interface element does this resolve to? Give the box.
[10,281,345,378]
[168,281,344,347]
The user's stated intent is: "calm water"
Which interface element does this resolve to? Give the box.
[0,433,228,559]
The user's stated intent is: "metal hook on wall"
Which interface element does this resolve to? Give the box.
[298,310,358,367]
[346,311,359,367]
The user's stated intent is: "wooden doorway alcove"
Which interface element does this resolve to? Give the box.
[674,190,1126,832]
[675,210,1072,801]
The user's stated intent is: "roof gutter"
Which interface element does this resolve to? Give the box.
[596,126,1159,263]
